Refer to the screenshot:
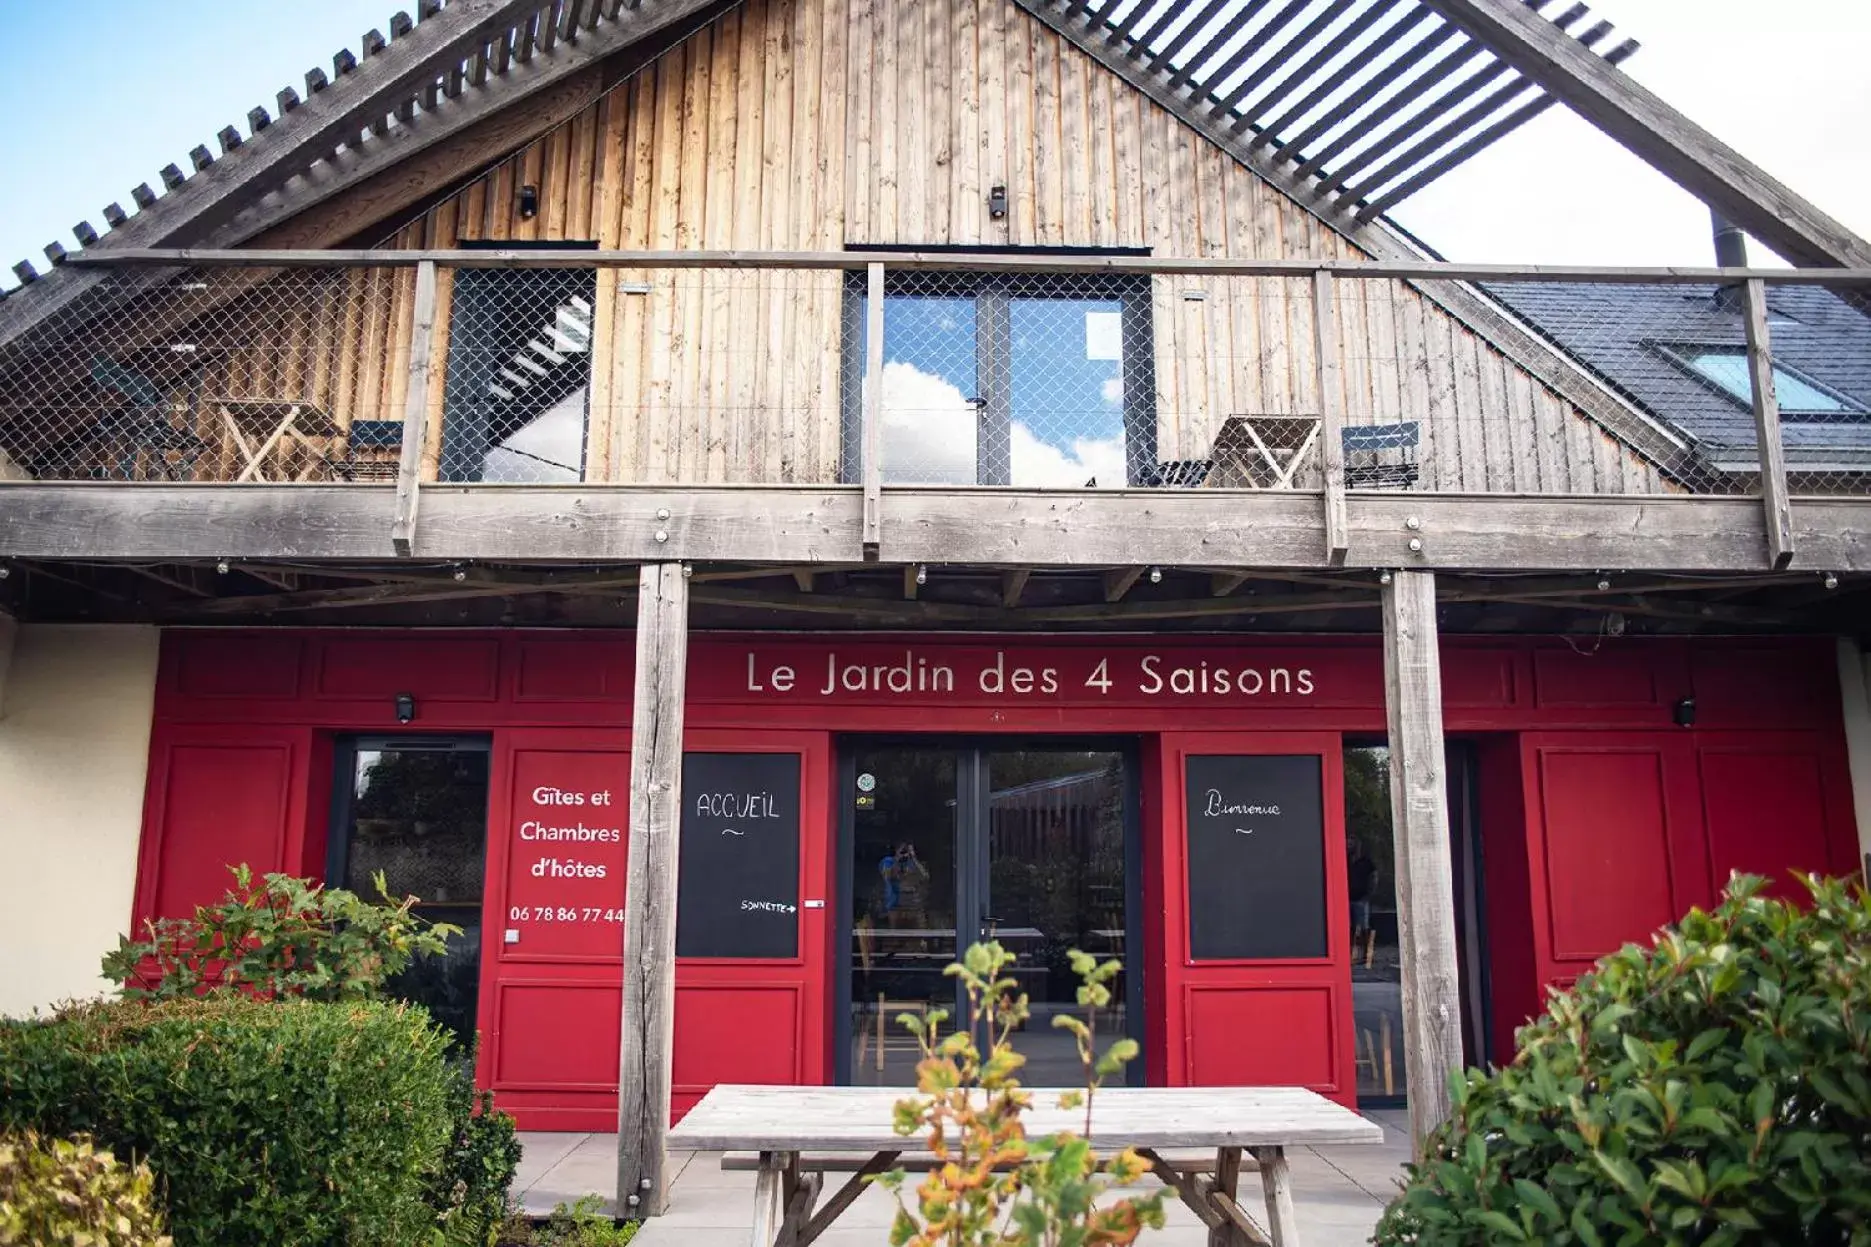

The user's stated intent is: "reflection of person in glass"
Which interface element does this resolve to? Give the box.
[879,841,929,929]
[1347,836,1377,941]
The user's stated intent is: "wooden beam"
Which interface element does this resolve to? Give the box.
[903,564,920,600]
[1313,270,1348,562]
[1742,278,1795,569]
[1103,567,1145,602]
[1210,572,1251,598]
[861,262,885,554]
[793,570,816,593]
[394,259,439,555]
[1416,0,1871,269]
[616,560,689,1218]
[1380,569,1463,1160]
[1002,568,1032,607]
[65,249,1871,287]
[9,486,1871,572]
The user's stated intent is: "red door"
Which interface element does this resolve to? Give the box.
[478,728,633,1131]
[1150,732,1355,1105]
[477,727,834,1130]
[672,730,834,1118]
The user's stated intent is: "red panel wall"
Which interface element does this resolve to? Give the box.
[1517,728,1855,1008]
[136,726,316,924]
[1154,732,1356,1105]
[134,630,1858,1122]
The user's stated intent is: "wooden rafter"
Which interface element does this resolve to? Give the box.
[1418,0,1871,269]
[1013,0,1699,481]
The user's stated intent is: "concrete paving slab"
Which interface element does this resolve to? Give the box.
[519,1123,1409,1246]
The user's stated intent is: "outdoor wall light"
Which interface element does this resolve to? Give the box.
[395,693,417,725]
[518,184,539,219]
[1673,696,1697,728]
[987,185,1008,220]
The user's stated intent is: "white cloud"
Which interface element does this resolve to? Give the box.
[874,360,977,484]
[1101,376,1124,406]
[871,360,1129,486]
[1011,424,1127,489]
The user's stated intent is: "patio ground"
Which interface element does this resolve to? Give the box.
[515,1107,1409,1246]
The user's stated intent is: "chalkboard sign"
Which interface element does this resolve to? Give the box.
[1185,754,1327,960]
[676,752,801,958]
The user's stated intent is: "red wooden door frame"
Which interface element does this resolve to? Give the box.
[1151,731,1354,1104]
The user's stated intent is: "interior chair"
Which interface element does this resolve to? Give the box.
[852,919,929,1073]
[324,419,405,481]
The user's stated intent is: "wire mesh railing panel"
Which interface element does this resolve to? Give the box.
[1765,281,1871,497]
[1473,279,1763,496]
[440,266,850,485]
[3,259,1865,499]
[0,267,412,483]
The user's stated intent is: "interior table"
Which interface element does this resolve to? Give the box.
[669,1082,1383,1247]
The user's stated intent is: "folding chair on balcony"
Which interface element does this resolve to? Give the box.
[323,419,406,482]
[89,358,209,480]
[1342,421,1420,489]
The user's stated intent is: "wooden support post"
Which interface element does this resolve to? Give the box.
[1742,277,1794,570]
[1380,569,1464,1159]
[393,259,439,555]
[862,262,885,555]
[616,561,690,1217]
[1314,270,1348,563]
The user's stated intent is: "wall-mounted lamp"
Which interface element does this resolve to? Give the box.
[1672,696,1696,728]
[987,185,1008,220]
[394,692,417,725]
[518,185,539,219]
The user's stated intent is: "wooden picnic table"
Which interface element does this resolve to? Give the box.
[669,1083,1383,1247]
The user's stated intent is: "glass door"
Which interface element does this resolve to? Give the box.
[329,736,491,1049]
[847,746,963,1085]
[841,742,1137,1086]
[983,749,1131,1086]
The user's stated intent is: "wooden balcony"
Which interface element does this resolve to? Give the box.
[3,249,1871,575]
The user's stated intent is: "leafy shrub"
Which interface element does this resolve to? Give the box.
[499,1197,639,1246]
[100,865,457,1003]
[0,997,454,1247]
[1375,874,1871,1247]
[882,943,1165,1245]
[0,1130,170,1247]
[430,1052,522,1247]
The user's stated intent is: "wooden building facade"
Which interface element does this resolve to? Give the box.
[5,0,1871,1220]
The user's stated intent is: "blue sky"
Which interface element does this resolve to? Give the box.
[0,0,388,276]
[0,0,1866,279]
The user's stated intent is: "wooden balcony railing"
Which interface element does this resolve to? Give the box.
[3,248,1869,566]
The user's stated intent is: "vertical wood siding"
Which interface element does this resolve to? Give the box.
[208,0,1669,493]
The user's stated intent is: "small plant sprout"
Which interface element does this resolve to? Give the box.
[877,941,1165,1247]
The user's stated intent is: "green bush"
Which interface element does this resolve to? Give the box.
[430,1053,522,1247]
[1375,874,1871,1247]
[0,997,454,1247]
[0,1130,170,1247]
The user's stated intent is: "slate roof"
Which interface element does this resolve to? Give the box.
[1485,280,1871,473]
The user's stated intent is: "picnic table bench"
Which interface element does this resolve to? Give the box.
[669,1084,1384,1247]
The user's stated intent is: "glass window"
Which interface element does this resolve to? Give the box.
[1343,745,1402,1106]
[334,740,491,1049]
[1671,347,1857,417]
[845,273,1155,486]
[442,265,596,481]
